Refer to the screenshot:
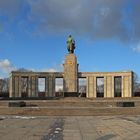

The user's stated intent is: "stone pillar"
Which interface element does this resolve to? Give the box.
[87,77,94,98]
[112,76,114,97]
[48,76,55,97]
[104,76,107,98]
[48,77,51,97]
[18,76,21,97]
[86,77,89,98]
[35,76,38,97]
[28,76,31,97]
[52,77,55,97]
[93,76,97,98]
[31,76,36,97]
[122,76,125,97]
[129,73,133,97]
[63,54,78,96]
[122,76,131,97]
[106,76,113,98]
[9,75,14,97]
[14,76,19,97]
[45,77,49,97]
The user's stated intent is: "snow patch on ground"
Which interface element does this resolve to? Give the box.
[0,116,36,119]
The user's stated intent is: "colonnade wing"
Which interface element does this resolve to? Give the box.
[78,72,133,98]
[9,72,64,97]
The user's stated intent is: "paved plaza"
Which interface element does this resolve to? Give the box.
[0,115,140,140]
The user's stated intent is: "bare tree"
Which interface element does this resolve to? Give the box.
[133,72,140,95]
[0,78,9,93]
[0,79,4,93]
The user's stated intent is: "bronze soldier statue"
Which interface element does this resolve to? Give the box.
[67,35,75,53]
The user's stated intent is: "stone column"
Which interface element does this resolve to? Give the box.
[88,76,94,98]
[93,76,97,98]
[122,76,125,97]
[63,54,78,96]
[28,76,31,97]
[35,76,38,97]
[122,76,131,97]
[18,76,21,97]
[111,76,114,97]
[14,76,19,97]
[31,76,36,97]
[52,77,55,97]
[48,77,51,97]
[106,76,113,98]
[104,76,107,98]
[86,77,89,97]
[48,76,55,97]
[45,77,49,97]
[9,75,14,97]
[129,74,133,97]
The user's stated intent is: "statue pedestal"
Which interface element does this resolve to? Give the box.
[63,53,78,96]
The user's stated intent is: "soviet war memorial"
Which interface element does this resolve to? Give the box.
[9,35,133,99]
[1,1,140,140]
[0,36,139,140]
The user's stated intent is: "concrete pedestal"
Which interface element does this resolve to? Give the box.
[63,53,78,96]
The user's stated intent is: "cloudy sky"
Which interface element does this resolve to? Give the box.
[0,0,140,78]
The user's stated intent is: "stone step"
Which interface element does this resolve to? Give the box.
[1,98,140,107]
[0,106,140,116]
